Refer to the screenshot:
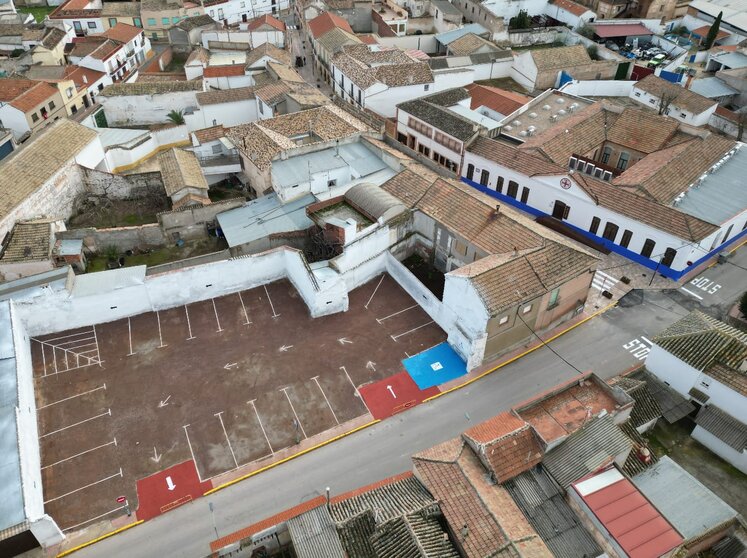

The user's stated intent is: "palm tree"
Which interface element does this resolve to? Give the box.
[166,109,185,125]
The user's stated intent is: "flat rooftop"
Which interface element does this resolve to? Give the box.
[515,375,626,443]
[676,144,747,225]
[500,91,594,142]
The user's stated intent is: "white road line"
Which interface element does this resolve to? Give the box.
[364,275,385,309]
[390,320,435,341]
[596,270,617,281]
[40,409,111,438]
[214,412,239,469]
[92,325,102,367]
[39,384,106,410]
[681,287,704,300]
[264,285,279,318]
[53,346,58,374]
[184,305,195,340]
[339,366,371,415]
[37,331,94,343]
[182,424,205,482]
[312,376,339,425]
[640,336,653,346]
[44,468,122,504]
[41,343,47,377]
[212,298,224,332]
[248,400,274,455]
[376,304,419,324]
[44,361,101,377]
[156,311,167,348]
[42,439,117,469]
[280,387,307,439]
[238,292,252,325]
[63,506,126,532]
[55,337,96,346]
[127,318,135,355]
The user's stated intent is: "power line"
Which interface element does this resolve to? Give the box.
[516,312,585,375]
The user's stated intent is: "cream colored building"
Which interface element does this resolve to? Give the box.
[101,1,143,30]
[142,0,204,40]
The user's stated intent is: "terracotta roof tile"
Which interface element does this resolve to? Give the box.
[102,22,143,44]
[0,79,58,112]
[196,86,254,105]
[634,74,716,115]
[464,412,527,445]
[158,148,209,197]
[548,0,590,15]
[0,220,53,263]
[192,125,225,144]
[245,42,291,67]
[465,83,529,116]
[469,136,565,176]
[203,63,246,77]
[332,44,432,90]
[247,14,286,32]
[605,107,679,154]
[530,44,591,71]
[448,33,499,56]
[100,79,204,96]
[308,11,353,38]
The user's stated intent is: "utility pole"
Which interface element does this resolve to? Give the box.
[209,501,219,539]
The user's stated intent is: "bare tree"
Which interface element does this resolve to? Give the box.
[658,90,679,116]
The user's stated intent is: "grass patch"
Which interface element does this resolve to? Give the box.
[87,239,224,273]
[18,6,55,22]
[475,77,527,94]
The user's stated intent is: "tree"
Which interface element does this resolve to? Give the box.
[166,109,185,125]
[587,44,599,60]
[509,10,532,30]
[740,291,747,317]
[657,90,679,116]
[577,23,595,39]
[703,11,722,50]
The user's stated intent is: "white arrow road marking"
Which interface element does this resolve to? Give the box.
[366,361,377,371]
[151,447,161,463]
[279,344,293,352]
[387,385,396,399]
[166,476,176,491]
[338,337,353,345]
[158,395,171,408]
[224,363,238,370]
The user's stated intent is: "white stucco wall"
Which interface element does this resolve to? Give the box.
[0,104,31,141]
[691,425,747,474]
[630,84,717,127]
[98,91,201,126]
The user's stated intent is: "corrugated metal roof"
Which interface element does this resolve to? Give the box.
[504,466,602,558]
[71,266,146,297]
[696,405,747,451]
[591,22,653,37]
[543,415,632,489]
[97,127,151,149]
[435,24,489,45]
[0,300,25,532]
[287,506,346,558]
[216,193,315,248]
[632,456,737,540]
[689,77,739,99]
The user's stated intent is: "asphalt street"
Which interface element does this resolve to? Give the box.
[76,244,747,558]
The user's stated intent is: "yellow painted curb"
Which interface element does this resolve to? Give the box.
[423,300,618,403]
[56,520,144,557]
[204,420,381,496]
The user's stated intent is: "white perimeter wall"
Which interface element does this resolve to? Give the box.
[560,80,635,97]
[692,426,747,474]
[98,91,201,126]
[376,34,439,53]
[201,30,285,48]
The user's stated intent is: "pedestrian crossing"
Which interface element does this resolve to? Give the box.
[591,270,619,293]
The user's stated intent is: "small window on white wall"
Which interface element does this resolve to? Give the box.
[522,304,532,314]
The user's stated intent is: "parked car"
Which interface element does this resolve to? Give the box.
[647,54,666,68]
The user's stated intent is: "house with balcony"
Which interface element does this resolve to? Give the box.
[48,0,104,37]
[66,23,152,83]
[0,78,66,141]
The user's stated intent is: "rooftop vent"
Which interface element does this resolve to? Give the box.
[527,125,536,135]
[558,109,566,116]
[512,120,521,126]
[542,104,551,111]
[519,130,528,137]
[528,112,537,119]
[504,125,513,131]
[556,97,566,104]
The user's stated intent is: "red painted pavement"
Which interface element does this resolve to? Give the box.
[359,371,439,420]
[136,460,211,521]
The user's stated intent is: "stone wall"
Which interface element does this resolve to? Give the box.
[82,168,164,200]
[57,224,167,252]
[158,198,245,240]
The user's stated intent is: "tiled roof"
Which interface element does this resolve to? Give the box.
[696,405,747,451]
[370,510,461,558]
[186,46,210,65]
[316,27,362,54]
[380,167,439,208]
[308,11,353,39]
[465,84,528,117]
[504,466,603,558]
[0,24,26,38]
[227,104,369,170]
[158,148,209,197]
[618,420,658,477]
[464,420,544,483]
[606,107,680,154]
[398,97,478,142]
[469,136,565,176]
[464,412,526,444]
[0,79,58,112]
[287,506,346,558]
[572,172,718,241]
[192,125,225,144]
[100,79,204,96]
[41,27,67,50]
[413,440,551,558]
[332,44,433,90]
[614,133,735,205]
[247,14,286,32]
[64,65,106,90]
[267,61,305,83]
[0,220,53,263]
[177,14,216,30]
[67,36,123,61]
[102,22,142,44]
[203,64,246,77]
[548,0,590,16]
[0,120,98,225]
[653,311,747,391]
[196,86,254,105]
[529,44,591,71]
[101,2,141,16]
[543,415,632,488]
[632,370,694,423]
[246,42,291,67]
[608,375,662,429]
[447,33,499,56]
[255,81,290,105]
[634,74,717,115]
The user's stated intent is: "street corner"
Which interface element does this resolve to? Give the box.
[135,460,212,521]
[359,371,440,420]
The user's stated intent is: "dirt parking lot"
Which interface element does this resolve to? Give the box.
[31,274,445,531]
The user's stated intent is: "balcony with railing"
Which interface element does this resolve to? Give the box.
[198,151,241,174]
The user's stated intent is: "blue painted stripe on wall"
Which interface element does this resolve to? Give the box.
[460,177,747,281]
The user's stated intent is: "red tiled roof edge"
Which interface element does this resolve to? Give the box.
[329,471,414,504]
[512,370,594,411]
[210,495,326,552]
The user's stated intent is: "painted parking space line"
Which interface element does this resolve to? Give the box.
[264,285,279,318]
[185,305,195,340]
[376,304,418,324]
[238,292,252,325]
[42,439,117,470]
[364,275,385,309]
[339,365,371,414]
[211,299,224,333]
[40,409,111,438]
[182,424,205,483]
[390,321,435,341]
[247,399,274,455]
[39,384,106,410]
[62,506,126,532]
[312,376,339,425]
[44,468,123,504]
[279,387,307,439]
[214,411,238,469]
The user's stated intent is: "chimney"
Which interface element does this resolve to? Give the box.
[513,246,518,257]
[82,74,88,84]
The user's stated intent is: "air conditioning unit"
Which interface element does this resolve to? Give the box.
[550,114,558,122]
[527,126,536,135]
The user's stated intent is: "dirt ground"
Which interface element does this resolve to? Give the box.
[31,274,445,532]
[646,420,747,517]
[69,197,169,229]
